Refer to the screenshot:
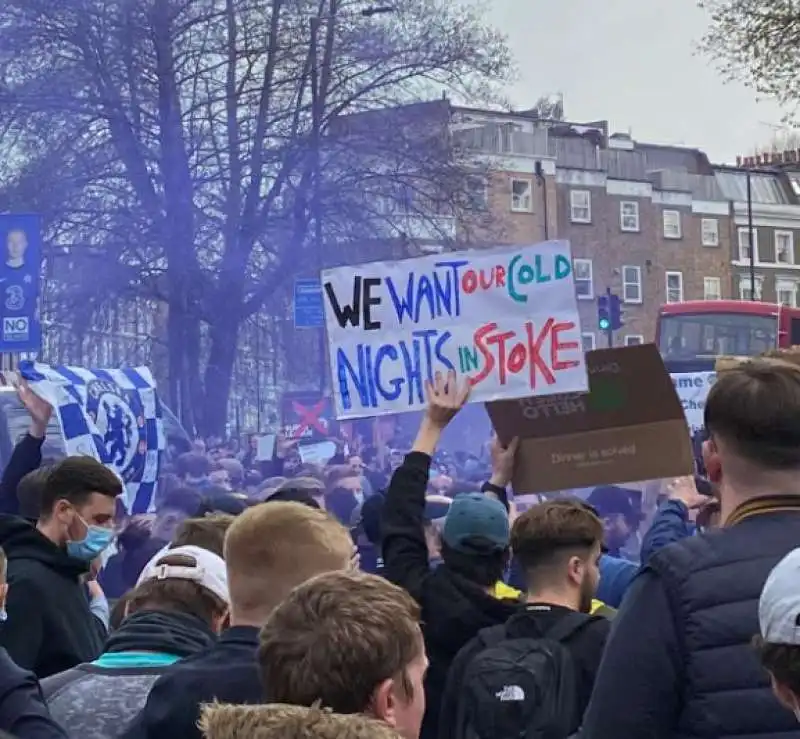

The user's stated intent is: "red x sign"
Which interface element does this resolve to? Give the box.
[290,399,328,439]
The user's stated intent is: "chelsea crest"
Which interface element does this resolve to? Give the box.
[86,379,148,482]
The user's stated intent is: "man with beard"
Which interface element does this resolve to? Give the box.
[438,499,610,739]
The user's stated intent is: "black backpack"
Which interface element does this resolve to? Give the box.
[453,611,595,739]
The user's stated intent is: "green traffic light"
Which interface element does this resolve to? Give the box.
[599,318,610,330]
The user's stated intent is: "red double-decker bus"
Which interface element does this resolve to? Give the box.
[656,300,800,370]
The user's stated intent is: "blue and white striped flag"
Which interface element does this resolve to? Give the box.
[18,361,165,513]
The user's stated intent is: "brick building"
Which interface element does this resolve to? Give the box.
[452,107,734,346]
[720,157,800,305]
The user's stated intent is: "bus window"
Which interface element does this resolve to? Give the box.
[659,312,778,359]
[791,317,800,346]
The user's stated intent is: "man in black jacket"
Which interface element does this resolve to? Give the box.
[0,456,121,678]
[439,499,610,739]
[583,358,800,739]
[381,371,519,739]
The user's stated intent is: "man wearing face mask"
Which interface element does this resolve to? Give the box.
[0,456,122,679]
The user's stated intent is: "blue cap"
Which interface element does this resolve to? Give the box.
[442,493,509,553]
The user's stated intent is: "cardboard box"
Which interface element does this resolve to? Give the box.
[486,344,694,494]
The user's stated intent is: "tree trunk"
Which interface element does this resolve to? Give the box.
[200,311,241,437]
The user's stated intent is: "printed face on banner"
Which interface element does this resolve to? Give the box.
[322,241,589,419]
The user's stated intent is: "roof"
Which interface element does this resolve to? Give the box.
[714,168,794,204]
[659,300,782,316]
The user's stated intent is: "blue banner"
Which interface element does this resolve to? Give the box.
[0,214,41,352]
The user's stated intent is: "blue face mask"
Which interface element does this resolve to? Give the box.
[66,515,115,561]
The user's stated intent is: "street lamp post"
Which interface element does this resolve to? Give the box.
[746,167,756,301]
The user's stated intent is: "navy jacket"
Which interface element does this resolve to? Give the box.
[0,646,67,739]
[582,496,800,739]
[120,626,262,739]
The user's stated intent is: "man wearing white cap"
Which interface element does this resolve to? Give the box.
[756,547,800,722]
[42,545,229,739]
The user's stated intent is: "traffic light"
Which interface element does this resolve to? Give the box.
[597,292,624,331]
[609,293,623,330]
[597,295,610,331]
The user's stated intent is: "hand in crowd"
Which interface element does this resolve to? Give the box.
[424,370,470,429]
[489,434,519,488]
[667,475,709,511]
[18,379,52,438]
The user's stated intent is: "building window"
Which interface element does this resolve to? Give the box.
[581,333,596,352]
[738,227,759,263]
[663,210,682,239]
[775,231,795,265]
[620,201,640,232]
[739,275,763,301]
[624,335,644,346]
[573,258,593,299]
[622,265,642,304]
[510,179,533,212]
[570,190,591,223]
[665,271,684,303]
[466,176,488,210]
[776,279,798,307]
[701,218,719,247]
[703,277,721,301]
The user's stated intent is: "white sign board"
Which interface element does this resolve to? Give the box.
[670,371,716,433]
[322,241,588,419]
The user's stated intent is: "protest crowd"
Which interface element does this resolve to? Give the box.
[0,354,797,739]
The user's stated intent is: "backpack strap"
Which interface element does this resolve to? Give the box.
[543,610,597,643]
[473,623,509,650]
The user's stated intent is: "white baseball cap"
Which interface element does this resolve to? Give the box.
[759,547,800,645]
[137,544,229,605]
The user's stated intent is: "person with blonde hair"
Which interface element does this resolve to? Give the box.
[122,502,354,739]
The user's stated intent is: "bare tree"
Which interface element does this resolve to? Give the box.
[0,0,511,434]
[698,0,800,116]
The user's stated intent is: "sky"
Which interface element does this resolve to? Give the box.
[487,0,790,165]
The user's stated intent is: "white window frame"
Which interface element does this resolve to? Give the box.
[570,189,591,224]
[581,333,596,352]
[776,278,799,307]
[620,201,640,232]
[624,335,644,346]
[573,258,594,300]
[665,271,684,303]
[622,265,642,304]
[663,210,682,239]
[738,275,763,301]
[703,276,721,301]
[775,230,795,265]
[701,218,719,247]
[510,178,533,213]
[738,227,759,263]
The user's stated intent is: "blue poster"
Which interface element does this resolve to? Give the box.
[293,278,325,328]
[0,214,41,352]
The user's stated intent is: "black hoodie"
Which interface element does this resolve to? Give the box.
[381,452,518,739]
[0,516,105,678]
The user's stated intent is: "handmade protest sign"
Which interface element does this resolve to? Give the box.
[322,240,588,419]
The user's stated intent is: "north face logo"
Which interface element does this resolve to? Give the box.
[495,685,525,701]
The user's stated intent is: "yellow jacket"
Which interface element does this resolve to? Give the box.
[492,581,614,618]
